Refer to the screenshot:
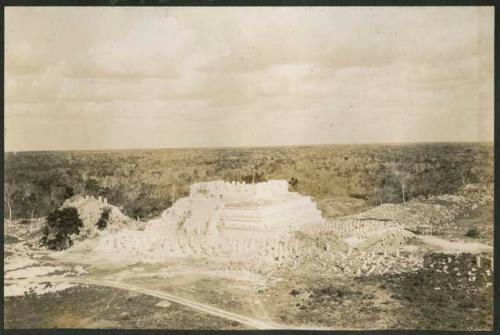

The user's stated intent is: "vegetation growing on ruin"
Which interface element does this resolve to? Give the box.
[4,143,493,221]
[40,207,83,250]
[96,207,111,230]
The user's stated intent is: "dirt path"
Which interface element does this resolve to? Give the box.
[55,278,285,330]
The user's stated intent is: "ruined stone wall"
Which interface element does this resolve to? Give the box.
[189,180,289,199]
[95,225,301,263]
[302,218,401,238]
[288,248,426,277]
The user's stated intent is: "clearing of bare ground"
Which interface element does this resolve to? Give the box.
[120,270,271,322]
[4,285,248,329]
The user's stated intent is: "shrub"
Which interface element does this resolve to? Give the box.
[41,207,83,250]
[465,227,480,238]
[289,177,299,191]
[375,171,403,204]
[241,171,267,184]
[96,207,111,230]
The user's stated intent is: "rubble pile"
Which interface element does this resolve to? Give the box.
[307,183,493,240]
[456,183,494,209]
[422,252,493,288]
[95,224,308,264]
[304,217,401,238]
[4,218,46,245]
[288,249,425,277]
[346,202,457,231]
[356,228,415,249]
[293,231,350,253]
[62,195,134,238]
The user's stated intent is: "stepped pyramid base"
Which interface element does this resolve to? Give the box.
[96,180,327,260]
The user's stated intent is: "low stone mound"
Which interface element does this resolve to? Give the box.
[62,195,134,239]
[303,183,493,244]
[355,227,415,249]
[293,231,350,253]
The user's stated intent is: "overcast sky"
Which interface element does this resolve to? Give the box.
[5,7,494,151]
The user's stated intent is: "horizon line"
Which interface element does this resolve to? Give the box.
[4,140,494,154]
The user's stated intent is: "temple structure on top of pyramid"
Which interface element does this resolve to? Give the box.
[184,180,325,235]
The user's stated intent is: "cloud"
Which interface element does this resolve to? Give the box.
[4,6,494,151]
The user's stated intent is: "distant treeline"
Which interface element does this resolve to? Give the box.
[4,143,494,221]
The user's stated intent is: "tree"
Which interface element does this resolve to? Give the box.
[4,183,20,222]
[37,171,70,215]
[375,188,383,205]
[393,170,412,203]
[375,171,403,204]
[289,177,299,191]
[84,178,101,195]
[41,207,83,250]
[20,182,42,224]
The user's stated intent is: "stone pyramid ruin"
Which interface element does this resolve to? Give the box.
[95,180,326,261]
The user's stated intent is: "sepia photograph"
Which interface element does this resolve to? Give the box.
[3,6,495,330]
